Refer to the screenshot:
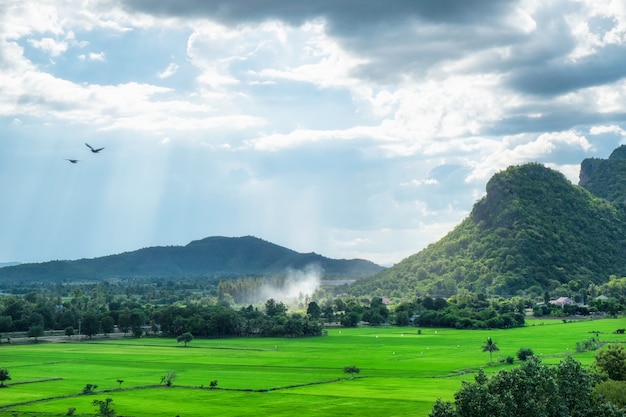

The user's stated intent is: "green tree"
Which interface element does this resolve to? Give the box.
[343,366,360,379]
[306,301,321,320]
[340,311,360,327]
[65,326,75,338]
[92,397,116,417]
[595,344,626,381]
[176,332,193,347]
[0,368,11,387]
[430,356,625,417]
[0,316,12,333]
[81,313,100,339]
[265,299,287,317]
[482,337,499,364]
[27,325,44,342]
[100,316,115,335]
[160,371,176,386]
[395,310,410,326]
[594,380,626,408]
[516,347,534,361]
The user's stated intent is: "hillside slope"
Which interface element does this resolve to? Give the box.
[0,236,384,283]
[351,163,626,298]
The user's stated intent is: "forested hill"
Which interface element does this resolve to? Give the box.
[350,163,626,298]
[0,236,384,282]
[580,144,626,204]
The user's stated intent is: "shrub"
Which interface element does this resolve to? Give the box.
[575,338,599,353]
[517,348,534,361]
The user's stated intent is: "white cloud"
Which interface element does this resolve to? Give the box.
[27,37,68,56]
[78,52,106,62]
[157,62,178,79]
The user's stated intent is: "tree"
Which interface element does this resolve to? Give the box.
[100,316,115,335]
[343,366,360,379]
[160,371,176,386]
[81,313,100,339]
[340,311,360,327]
[0,315,12,333]
[265,299,287,317]
[92,398,116,417]
[593,380,626,408]
[306,301,321,320]
[65,326,75,338]
[177,332,193,347]
[82,383,98,394]
[27,325,44,342]
[429,356,626,417]
[0,368,11,387]
[516,347,534,361]
[482,337,499,364]
[595,344,626,381]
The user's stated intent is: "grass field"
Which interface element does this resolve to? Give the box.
[1,317,625,416]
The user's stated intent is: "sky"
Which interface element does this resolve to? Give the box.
[1,0,626,267]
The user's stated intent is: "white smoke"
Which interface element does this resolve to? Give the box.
[259,263,323,305]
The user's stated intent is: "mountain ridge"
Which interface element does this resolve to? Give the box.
[0,235,384,283]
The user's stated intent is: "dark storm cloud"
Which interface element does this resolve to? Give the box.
[506,44,626,96]
[120,0,516,27]
[121,0,519,82]
[487,108,626,136]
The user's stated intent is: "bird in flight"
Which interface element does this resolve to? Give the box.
[85,143,105,153]
[65,159,80,164]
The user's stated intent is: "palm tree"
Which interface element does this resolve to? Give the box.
[482,337,499,364]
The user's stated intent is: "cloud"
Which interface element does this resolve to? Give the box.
[27,37,68,56]
[2,0,626,267]
[78,52,106,62]
[157,62,178,79]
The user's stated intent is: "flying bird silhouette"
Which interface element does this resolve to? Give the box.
[85,143,104,153]
[65,159,80,164]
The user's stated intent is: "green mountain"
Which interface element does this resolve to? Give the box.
[0,236,384,283]
[351,162,626,298]
[580,144,626,204]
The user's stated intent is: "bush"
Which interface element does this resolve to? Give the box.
[575,338,599,353]
[517,348,534,361]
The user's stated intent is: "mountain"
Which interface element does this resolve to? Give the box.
[350,162,626,298]
[579,144,626,204]
[0,236,384,283]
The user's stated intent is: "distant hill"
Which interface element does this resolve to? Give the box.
[351,162,626,298]
[0,236,384,283]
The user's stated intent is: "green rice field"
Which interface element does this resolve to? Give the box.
[1,317,625,416]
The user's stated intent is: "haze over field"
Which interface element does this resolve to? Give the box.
[2,1,626,266]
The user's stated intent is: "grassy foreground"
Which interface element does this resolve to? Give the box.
[1,317,625,417]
